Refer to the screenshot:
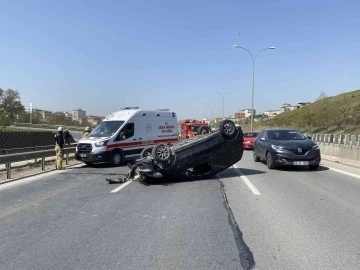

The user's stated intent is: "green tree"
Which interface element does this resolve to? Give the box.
[0,89,25,122]
[0,88,3,104]
[0,112,10,128]
[316,91,328,101]
[80,119,93,128]
[336,94,353,133]
[48,112,74,126]
[17,111,30,123]
[300,106,316,132]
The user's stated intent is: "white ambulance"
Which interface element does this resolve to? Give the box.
[75,107,179,166]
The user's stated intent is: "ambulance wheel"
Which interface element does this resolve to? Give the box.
[152,144,171,163]
[140,148,153,158]
[109,151,123,166]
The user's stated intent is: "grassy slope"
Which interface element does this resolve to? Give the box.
[241,89,360,134]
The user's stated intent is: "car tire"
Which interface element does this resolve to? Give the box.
[219,120,236,139]
[198,126,211,135]
[109,151,123,166]
[140,148,153,158]
[152,144,171,163]
[309,164,319,170]
[253,150,260,162]
[266,152,276,169]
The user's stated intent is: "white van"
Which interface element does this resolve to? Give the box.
[75,107,179,166]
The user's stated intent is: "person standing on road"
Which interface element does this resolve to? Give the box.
[55,126,65,170]
[82,126,91,138]
[63,128,71,145]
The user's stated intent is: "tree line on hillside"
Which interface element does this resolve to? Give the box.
[0,88,93,128]
[265,91,360,133]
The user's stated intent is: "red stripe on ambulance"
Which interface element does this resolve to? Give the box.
[105,138,179,151]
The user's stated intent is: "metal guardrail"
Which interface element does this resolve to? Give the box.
[0,143,77,155]
[0,146,77,179]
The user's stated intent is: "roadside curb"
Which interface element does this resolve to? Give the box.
[321,154,360,169]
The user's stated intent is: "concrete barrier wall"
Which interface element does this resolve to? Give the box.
[0,131,76,150]
[309,133,360,167]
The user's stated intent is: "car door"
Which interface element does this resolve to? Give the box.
[256,131,267,159]
[114,122,136,153]
[253,131,262,156]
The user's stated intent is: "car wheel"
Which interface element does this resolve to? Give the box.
[109,151,123,166]
[253,150,260,162]
[152,144,171,163]
[266,152,276,169]
[140,148,153,158]
[198,126,211,135]
[309,164,319,170]
[219,120,236,138]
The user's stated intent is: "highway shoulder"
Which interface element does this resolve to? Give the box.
[320,159,360,179]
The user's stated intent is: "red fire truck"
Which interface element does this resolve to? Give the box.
[179,119,211,139]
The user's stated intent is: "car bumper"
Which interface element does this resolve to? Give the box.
[269,150,321,166]
[75,150,111,163]
[243,142,254,149]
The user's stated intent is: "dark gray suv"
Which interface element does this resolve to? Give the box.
[253,129,321,170]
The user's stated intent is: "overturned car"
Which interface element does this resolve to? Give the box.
[107,120,244,183]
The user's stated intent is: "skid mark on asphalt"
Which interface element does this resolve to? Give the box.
[233,164,261,195]
[110,180,134,193]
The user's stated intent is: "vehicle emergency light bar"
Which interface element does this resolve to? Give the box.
[119,107,140,110]
[156,109,170,111]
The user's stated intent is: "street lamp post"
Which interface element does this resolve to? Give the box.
[206,106,213,122]
[29,103,33,125]
[214,92,233,118]
[233,45,276,131]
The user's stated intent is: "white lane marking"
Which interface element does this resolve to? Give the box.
[323,165,360,179]
[233,164,261,195]
[110,180,134,193]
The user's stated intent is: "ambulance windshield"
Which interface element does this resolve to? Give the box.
[89,121,125,138]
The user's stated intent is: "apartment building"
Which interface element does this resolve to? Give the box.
[234,109,256,119]
[72,109,86,121]
[264,110,281,118]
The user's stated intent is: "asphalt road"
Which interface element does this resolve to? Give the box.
[0,163,249,270]
[1,152,360,269]
[221,151,360,269]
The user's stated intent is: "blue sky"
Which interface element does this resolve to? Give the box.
[1,0,360,120]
